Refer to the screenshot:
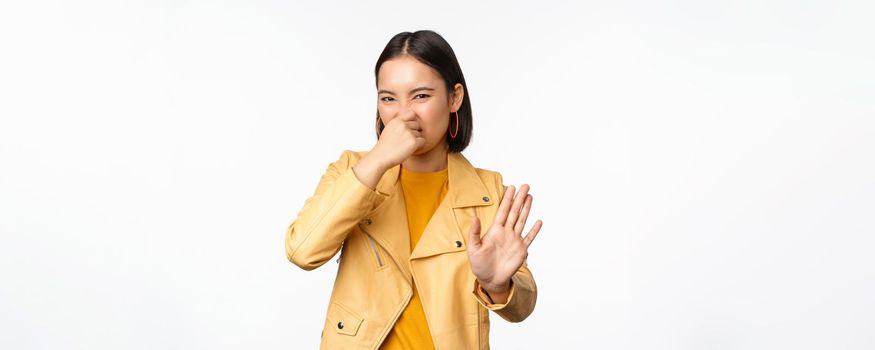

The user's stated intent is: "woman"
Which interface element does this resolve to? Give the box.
[285,30,543,349]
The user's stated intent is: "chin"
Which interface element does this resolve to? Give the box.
[413,144,436,156]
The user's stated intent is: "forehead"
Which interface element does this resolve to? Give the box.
[377,55,443,90]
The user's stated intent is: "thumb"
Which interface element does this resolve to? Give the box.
[467,216,482,249]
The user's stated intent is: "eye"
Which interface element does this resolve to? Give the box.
[413,94,430,100]
[380,96,395,102]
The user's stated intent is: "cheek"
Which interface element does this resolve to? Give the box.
[415,103,449,134]
[377,105,394,124]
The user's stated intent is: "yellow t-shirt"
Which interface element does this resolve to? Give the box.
[379,166,448,350]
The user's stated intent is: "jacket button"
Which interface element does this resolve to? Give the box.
[482,196,489,202]
[455,240,462,247]
[337,321,344,329]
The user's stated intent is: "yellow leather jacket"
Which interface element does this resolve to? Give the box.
[285,150,537,349]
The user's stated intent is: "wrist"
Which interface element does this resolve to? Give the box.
[353,154,390,190]
[480,279,511,294]
[362,150,393,172]
[479,279,512,305]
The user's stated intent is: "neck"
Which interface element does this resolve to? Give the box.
[402,143,449,172]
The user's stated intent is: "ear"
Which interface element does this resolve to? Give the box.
[450,83,465,112]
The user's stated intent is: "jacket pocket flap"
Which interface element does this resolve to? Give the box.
[328,302,363,336]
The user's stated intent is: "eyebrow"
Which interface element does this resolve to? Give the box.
[378,86,436,95]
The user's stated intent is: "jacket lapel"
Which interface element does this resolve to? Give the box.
[361,152,495,282]
[410,153,493,260]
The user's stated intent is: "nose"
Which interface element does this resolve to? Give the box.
[381,102,418,123]
[395,105,417,119]
[400,103,414,113]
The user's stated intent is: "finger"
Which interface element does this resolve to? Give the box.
[514,194,532,235]
[405,120,421,130]
[467,216,482,249]
[505,184,529,229]
[492,185,515,226]
[414,136,426,149]
[522,219,542,247]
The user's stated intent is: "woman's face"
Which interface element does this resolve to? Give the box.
[377,55,462,155]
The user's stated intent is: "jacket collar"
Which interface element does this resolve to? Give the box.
[374,152,493,209]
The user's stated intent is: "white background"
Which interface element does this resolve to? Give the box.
[2,1,874,349]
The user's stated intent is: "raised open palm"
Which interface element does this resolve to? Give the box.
[467,184,543,293]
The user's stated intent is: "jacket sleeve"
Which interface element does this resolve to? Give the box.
[285,150,383,271]
[472,262,537,323]
[470,173,538,322]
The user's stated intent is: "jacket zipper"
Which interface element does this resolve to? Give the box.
[409,265,440,349]
[366,235,384,267]
[373,287,412,350]
[362,235,412,349]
